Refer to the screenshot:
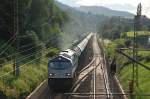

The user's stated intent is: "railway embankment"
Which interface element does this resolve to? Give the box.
[26,34,94,99]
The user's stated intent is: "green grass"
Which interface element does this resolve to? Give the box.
[137,51,150,62]
[119,53,150,99]
[118,51,150,98]
[127,31,150,37]
[0,47,59,98]
[0,47,59,75]
[0,58,48,98]
[104,38,150,99]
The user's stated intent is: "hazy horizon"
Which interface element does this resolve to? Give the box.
[56,0,150,18]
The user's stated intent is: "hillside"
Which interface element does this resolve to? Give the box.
[56,1,105,33]
[76,6,134,18]
[55,1,109,48]
[0,0,66,98]
[0,0,67,58]
[55,1,137,47]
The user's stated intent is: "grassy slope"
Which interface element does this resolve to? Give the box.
[104,39,150,99]
[119,60,150,99]
[127,31,150,37]
[0,48,59,98]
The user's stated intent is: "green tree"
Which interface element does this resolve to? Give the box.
[19,31,44,56]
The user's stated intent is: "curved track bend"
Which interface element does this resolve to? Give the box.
[26,33,112,99]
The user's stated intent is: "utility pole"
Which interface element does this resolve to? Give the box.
[133,3,142,90]
[136,3,142,87]
[118,16,121,38]
[14,0,20,77]
[13,0,16,75]
[16,0,20,77]
[130,3,142,98]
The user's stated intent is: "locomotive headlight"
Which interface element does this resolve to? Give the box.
[49,73,54,76]
[66,73,71,76]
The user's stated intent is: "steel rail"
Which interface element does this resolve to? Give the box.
[64,58,101,99]
[64,92,150,96]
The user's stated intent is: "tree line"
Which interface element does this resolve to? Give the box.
[0,0,67,61]
[98,16,150,40]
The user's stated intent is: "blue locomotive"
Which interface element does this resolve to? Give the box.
[48,33,93,89]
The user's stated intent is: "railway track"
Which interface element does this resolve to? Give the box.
[91,34,111,99]
[62,34,112,99]
[27,33,112,99]
[48,58,98,99]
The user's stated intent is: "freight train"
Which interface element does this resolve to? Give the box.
[48,33,93,90]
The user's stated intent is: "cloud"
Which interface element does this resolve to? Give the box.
[75,0,150,17]
[56,0,79,7]
[56,0,150,17]
[76,0,150,7]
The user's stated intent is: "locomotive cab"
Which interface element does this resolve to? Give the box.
[47,33,93,90]
[48,56,73,78]
[48,55,76,89]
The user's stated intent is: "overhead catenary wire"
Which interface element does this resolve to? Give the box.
[18,50,46,65]
[16,51,39,63]
[0,51,38,66]
[116,49,150,71]
[0,34,16,51]
[0,34,36,58]
[0,37,16,57]
[0,23,53,77]
[0,48,48,78]
[19,43,37,49]
[0,55,43,78]
[18,34,35,38]
[0,31,40,57]
[0,42,43,60]
[0,45,45,66]
[0,37,51,60]
[0,52,35,66]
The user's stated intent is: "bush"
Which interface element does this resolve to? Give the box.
[114,39,126,48]
[11,78,30,94]
[0,60,48,98]
[46,47,60,57]
[19,31,44,57]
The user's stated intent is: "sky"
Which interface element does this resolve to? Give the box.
[56,0,150,18]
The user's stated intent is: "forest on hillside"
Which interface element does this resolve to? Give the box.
[0,0,68,98]
[0,0,67,61]
[98,16,150,40]
[1,0,150,62]
[0,0,150,98]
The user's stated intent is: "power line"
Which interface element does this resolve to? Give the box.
[0,51,36,66]
[0,36,52,60]
[16,51,38,62]
[0,34,16,51]
[0,43,43,60]
[0,51,38,66]
[18,34,35,38]
[0,49,48,78]
[0,45,45,66]
[116,49,150,71]
[0,54,44,78]
[0,38,16,56]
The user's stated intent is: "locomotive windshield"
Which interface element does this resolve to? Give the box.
[49,61,72,70]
